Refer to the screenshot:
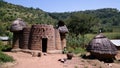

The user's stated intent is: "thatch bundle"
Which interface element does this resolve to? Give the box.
[87,33,117,59]
[10,18,26,32]
[58,25,68,34]
[57,20,68,34]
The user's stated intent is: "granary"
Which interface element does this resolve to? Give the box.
[10,18,27,49]
[87,33,117,59]
[10,19,68,53]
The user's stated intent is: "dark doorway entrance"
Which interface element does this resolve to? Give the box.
[42,38,47,52]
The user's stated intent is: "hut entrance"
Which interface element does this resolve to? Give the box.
[42,38,47,52]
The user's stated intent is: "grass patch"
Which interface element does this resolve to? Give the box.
[73,47,86,54]
[112,26,120,32]
[0,41,12,51]
[0,51,14,63]
[104,32,120,39]
[66,47,87,54]
[0,45,12,51]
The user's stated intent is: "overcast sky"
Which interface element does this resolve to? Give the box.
[4,0,120,12]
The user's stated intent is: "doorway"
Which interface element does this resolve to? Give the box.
[42,38,47,52]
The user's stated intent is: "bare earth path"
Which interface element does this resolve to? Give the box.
[3,52,92,68]
[3,52,120,68]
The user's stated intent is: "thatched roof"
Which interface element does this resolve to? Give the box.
[58,25,68,33]
[10,18,27,32]
[87,33,117,55]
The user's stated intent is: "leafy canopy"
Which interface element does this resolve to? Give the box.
[67,13,100,35]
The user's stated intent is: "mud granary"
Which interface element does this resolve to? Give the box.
[10,18,68,53]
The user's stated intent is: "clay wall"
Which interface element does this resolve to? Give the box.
[28,24,56,52]
[12,24,67,53]
[20,27,31,49]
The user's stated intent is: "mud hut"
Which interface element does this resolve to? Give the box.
[87,33,117,59]
[10,19,69,53]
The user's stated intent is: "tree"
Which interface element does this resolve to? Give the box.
[66,13,100,47]
[67,13,100,35]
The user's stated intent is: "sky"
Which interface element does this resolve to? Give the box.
[4,0,120,12]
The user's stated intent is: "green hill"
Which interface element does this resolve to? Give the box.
[0,1,56,25]
[0,0,57,36]
[49,8,120,33]
[0,0,120,36]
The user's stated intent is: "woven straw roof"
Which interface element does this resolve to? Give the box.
[10,18,26,32]
[58,25,68,33]
[87,33,117,55]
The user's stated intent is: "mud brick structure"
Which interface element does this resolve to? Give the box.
[12,31,23,49]
[20,27,31,49]
[11,24,68,53]
[29,24,56,52]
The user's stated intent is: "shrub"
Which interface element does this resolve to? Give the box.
[66,34,84,48]
[0,52,14,62]
[0,41,12,51]
[0,45,12,51]
[72,47,86,54]
[66,33,87,54]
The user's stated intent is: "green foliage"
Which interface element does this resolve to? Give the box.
[104,32,120,39]
[66,34,84,47]
[0,51,14,62]
[0,1,57,36]
[66,13,100,35]
[0,41,12,51]
[66,46,86,54]
[48,12,71,20]
[66,33,87,54]
[71,47,86,54]
[50,8,120,33]
[1,1,120,36]
[0,45,12,51]
[112,26,120,32]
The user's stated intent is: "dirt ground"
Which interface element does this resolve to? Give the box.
[1,52,120,68]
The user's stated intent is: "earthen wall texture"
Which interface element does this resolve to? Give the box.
[28,24,56,51]
[12,31,23,49]
[55,29,62,50]
[20,27,31,49]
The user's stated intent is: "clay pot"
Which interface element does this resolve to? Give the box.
[67,52,73,60]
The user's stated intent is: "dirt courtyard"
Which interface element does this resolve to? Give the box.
[1,52,120,68]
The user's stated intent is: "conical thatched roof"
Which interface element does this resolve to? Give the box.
[58,25,69,34]
[87,33,117,55]
[10,18,27,32]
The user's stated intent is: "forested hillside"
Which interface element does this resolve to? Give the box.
[49,8,120,33]
[0,0,120,37]
[0,1,56,24]
[0,0,56,36]
[49,8,120,26]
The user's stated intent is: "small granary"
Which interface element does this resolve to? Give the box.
[10,18,27,49]
[87,33,117,59]
[10,19,68,54]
